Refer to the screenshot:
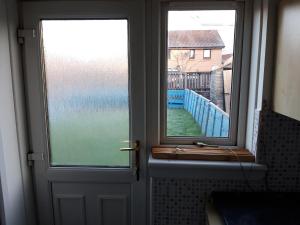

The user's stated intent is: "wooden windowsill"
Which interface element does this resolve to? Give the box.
[152,146,255,162]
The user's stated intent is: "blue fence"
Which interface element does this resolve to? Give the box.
[168,89,229,137]
[168,90,185,108]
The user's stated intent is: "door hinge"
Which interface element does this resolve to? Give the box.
[17,29,36,45]
[27,152,44,166]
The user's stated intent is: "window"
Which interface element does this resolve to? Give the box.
[160,1,247,146]
[203,49,211,59]
[189,49,195,59]
[168,49,171,59]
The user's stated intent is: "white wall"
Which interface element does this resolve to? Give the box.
[0,0,36,224]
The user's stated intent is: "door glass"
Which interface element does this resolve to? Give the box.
[41,20,130,167]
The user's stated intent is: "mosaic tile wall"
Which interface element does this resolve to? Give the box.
[152,111,300,225]
[256,110,300,191]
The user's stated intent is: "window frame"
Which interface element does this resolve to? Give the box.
[203,49,211,59]
[189,49,195,59]
[158,0,251,146]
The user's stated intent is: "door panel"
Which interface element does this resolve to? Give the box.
[52,183,131,225]
[54,195,86,225]
[98,195,128,225]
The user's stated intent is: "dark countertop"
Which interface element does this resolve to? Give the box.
[210,192,300,225]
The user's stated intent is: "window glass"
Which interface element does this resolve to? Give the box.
[42,20,130,166]
[189,49,195,59]
[167,10,236,138]
[203,49,211,58]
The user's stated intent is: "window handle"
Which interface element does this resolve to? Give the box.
[193,142,219,148]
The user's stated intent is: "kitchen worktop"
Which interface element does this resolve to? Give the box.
[206,192,300,225]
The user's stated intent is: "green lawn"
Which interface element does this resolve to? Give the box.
[167,108,202,136]
[49,108,201,166]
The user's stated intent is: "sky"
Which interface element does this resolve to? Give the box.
[168,10,236,54]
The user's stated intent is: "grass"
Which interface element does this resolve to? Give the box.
[167,108,202,136]
[48,108,201,166]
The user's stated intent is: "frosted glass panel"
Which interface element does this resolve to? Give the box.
[42,20,129,166]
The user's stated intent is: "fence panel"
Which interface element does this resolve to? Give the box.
[221,115,229,137]
[206,105,216,136]
[201,101,210,135]
[167,89,229,137]
[184,89,189,110]
[182,90,229,137]
[190,92,197,115]
[168,72,210,92]
[213,111,223,137]
[198,98,205,126]
[167,90,185,108]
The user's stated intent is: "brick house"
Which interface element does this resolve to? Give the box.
[168,30,225,73]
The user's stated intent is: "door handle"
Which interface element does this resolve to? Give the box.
[120,140,140,152]
[120,140,140,181]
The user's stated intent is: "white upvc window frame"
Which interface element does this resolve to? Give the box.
[155,0,252,146]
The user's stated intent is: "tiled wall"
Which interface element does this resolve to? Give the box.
[256,111,300,191]
[152,111,300,225]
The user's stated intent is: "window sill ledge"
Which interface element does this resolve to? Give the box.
[148,153,267,180]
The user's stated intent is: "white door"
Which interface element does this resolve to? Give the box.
[21,1,146,225]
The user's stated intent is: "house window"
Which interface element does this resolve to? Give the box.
[189,49,195,59]
[168,49,171,59]
[161,1,247,145]
[203,49,211,59]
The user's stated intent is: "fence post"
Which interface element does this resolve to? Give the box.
[204,102,211,136]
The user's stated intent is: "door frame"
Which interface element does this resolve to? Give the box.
[21,1,146,225]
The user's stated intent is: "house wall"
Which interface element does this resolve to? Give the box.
[168,48,223,72]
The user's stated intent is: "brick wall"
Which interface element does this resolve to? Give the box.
[168,48,223,73]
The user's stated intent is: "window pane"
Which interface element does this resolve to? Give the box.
[42,20,130,166]
[189,50,195,59]
[167,10,236,138]
[203,49,211,58]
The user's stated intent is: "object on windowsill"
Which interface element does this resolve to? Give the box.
[152,146,255,162]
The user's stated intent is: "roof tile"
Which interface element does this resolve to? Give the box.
[168,30,225,48]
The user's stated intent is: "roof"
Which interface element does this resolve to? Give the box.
[222,53,233,62]
[222,54,233,70]
[168,30,225,49]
